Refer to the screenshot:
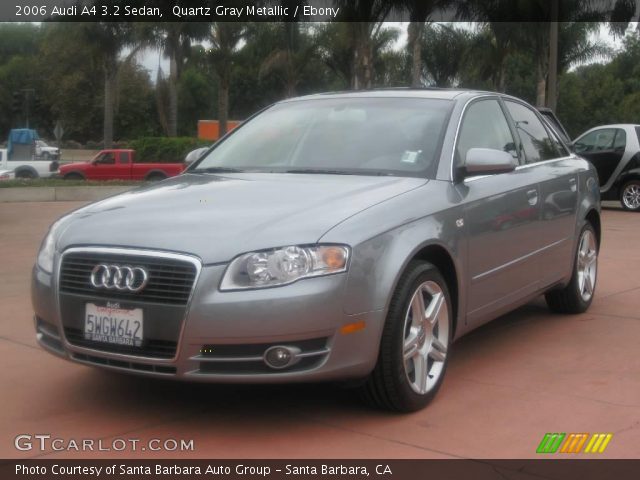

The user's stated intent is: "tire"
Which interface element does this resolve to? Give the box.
[64,172,84,181]
[16,170,36,179]
[620,180,640,211]
[359,261,453,412]
[146,172,167,181]
[545,222,598,314]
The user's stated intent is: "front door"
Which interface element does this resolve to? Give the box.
[455,98,542,326]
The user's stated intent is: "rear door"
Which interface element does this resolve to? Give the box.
[574,128,627,191]
[504,99,578,287]
[111,151,132,180]
[457,98,542,326]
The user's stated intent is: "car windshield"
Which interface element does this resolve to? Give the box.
[191,97,453,177]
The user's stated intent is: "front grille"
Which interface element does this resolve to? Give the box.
[64,327,177,358]
[59,252,197,306]
[58,249,199,360]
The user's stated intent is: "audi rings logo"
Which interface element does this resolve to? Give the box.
[90,264,149,292]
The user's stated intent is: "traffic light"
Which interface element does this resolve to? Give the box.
[11,91,21,115]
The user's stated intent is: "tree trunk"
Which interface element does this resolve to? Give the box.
[168,54,178,137]
[547,1,559,111]
[103,68,116,149]
[408,22,424,87]
[497,65,506,92]
[218,72,229,137]
[352,23,373,90]
[536,56,546,108]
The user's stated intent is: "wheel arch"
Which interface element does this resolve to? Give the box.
[14,165,39,178]
[410,244,460,336]
[585,209,601,248]
[63,170,85,179]
[144,169,168,180]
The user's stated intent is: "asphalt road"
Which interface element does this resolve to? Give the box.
[1,202,638,459]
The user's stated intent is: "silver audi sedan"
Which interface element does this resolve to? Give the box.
[32,90,600,412]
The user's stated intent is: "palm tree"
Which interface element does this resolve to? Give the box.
[421,24,472,87]
[335,1,395,89]
[142,22,208,137]
[403,0,448,87]
[259,21,318,98]
[209,23,245,137]
[81,23,136,148]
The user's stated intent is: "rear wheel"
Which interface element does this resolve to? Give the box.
[360,261,452,412]
[545,223,598,313]
[16,170,36,179]
[146,172,167,181]
[620,180,640,211]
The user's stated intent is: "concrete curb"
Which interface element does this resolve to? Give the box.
[0,186,134,203]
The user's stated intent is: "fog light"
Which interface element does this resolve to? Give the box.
[263,346,299,369]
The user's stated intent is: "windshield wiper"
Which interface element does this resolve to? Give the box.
[192,167,246,174]
[284,168,357,175]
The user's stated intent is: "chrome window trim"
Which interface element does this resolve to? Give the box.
[449,94,497,182]
[463,155,576,183]
[55,246,203,364]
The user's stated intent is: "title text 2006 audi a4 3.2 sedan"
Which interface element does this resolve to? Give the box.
[32,90,601,412]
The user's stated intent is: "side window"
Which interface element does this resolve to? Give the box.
[613,129,626,152]
[95,152,115,165]
[505,101,566,163]
[120,152,131,164]
[457,99,517,165]
[574,129,616,154]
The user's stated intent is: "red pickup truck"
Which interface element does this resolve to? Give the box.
[59,149,185,181]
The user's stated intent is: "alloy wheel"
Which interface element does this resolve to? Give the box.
[402,280,449,395]
[622,183,640,210]
[576,229,597,302]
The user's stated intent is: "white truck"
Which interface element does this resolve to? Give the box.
[35,140,60,160]
[0,147,57,179]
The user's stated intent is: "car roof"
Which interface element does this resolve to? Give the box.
[279,88,502,103]
[582,124,640,129]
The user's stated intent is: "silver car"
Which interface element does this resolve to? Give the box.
[32,90,600,412]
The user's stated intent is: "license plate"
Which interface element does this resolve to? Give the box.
[84,303,143,347]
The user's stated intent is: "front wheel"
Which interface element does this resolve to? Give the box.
[545,223,598,313]
[63,172,84,181]
[620,180,640,211]
[360,261,452,412]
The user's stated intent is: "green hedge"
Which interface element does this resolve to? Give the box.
[128,137,210,163]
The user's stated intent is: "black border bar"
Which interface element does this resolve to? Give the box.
[2,459,640,480]
[1,1,639,23]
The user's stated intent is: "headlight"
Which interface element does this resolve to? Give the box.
[220,244,350,290]
[36,219,66,273]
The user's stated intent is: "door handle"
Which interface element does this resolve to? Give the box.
[569,177,577,192]
[526,189,538,206]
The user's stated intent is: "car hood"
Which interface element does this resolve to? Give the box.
[60,162,89,170]
[57,172,427,264]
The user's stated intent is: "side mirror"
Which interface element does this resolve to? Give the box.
[462,148,518,178]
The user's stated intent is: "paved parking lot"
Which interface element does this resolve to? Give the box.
[1,202,639,459]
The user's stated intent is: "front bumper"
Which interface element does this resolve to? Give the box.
[31,249,385,383]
